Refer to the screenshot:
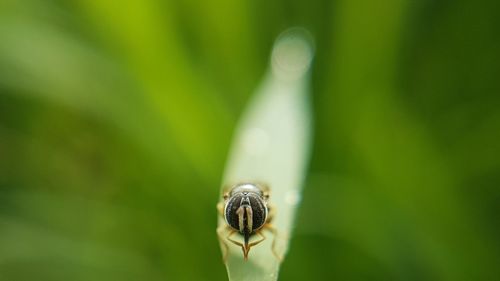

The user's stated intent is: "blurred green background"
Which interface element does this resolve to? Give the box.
[1,0,499,280]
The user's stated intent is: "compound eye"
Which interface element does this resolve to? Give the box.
[225,194,267,232]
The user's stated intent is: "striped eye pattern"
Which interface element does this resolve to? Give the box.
[217,182,279,261]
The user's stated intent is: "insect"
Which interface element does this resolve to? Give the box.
[217,182,280,261]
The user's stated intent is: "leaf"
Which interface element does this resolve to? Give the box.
[217,28,314,281]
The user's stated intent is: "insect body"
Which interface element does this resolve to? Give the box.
[217,183,280,261]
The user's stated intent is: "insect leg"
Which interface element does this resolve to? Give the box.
[216,225,231,263]
[226,231,251,260]
[257,182,271,200]
[248,231,266,247]
[217,202,225,217]
[266,203,276,223]
[264,224,283,262]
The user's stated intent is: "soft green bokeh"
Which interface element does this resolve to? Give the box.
[1,0,499,280]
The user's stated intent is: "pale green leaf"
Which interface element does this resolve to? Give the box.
[217,28,314,281]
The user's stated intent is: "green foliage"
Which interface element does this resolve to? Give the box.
[1,0,499,280]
